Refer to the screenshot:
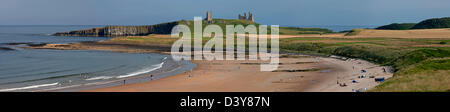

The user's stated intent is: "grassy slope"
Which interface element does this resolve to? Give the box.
[411,17,450,29]
[176,19,333,35]
[376,23,417,30]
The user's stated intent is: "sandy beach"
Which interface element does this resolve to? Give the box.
[82,54,392,92]
[25,34,395,92]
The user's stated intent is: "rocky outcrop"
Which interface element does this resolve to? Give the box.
[53,22,179,37]
[0,47,15,51]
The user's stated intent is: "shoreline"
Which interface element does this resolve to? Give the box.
[2,41,195,92]
[83,55,392,92]
[37,55,196,92]
[26,39,393,92]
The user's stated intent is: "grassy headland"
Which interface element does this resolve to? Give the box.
[375,17,450,30]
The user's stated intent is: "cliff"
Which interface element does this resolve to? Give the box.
[53,19,261,37]
[53,22,178,37]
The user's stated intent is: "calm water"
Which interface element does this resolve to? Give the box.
[0,25,190,92]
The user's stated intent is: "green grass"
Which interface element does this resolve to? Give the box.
[108,36,179,45]
[177,19,334,35]
[371,59,450,92]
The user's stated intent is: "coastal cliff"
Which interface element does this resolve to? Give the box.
[53,22,178,37]
[52,19,261,37]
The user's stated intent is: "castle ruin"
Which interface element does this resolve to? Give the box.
[204,11,255,23]
[205,11,213,23]
[238,12,254,22]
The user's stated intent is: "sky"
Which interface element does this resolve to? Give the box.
[1,0,450,26]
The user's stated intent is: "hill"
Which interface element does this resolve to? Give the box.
[376,23,416,30]
[411,17,450,29]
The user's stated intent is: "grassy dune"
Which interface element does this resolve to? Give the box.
[280,37,450,92]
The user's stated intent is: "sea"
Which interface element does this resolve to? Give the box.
[0,25,195,92]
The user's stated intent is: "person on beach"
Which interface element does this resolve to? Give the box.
[150,75,154,80]
[188,69,193,78]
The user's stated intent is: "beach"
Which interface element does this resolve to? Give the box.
[25,34,395,92]
[80,54,391,92]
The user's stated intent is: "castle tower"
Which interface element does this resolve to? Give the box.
[244,13,247,19]
[238,12,254,22]
[205,11,212,23]
[249,12,254,22]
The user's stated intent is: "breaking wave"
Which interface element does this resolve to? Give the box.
[0,82,59,92]
[116,62,165,78]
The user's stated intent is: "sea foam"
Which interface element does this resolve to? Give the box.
[116,62,165,78]
[85,76,114,81]
[0,82,59,92]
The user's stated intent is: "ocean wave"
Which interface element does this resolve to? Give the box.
[85,76,114,81]
[116,62,164,78]
[0,82,59,92]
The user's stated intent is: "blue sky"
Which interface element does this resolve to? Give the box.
[1,0,449,26]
